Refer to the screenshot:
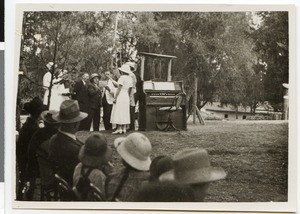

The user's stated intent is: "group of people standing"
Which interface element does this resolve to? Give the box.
[43,61,140,133]
[17,61,227,202]
[16,95,226,201]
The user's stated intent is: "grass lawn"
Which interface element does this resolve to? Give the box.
[78,120,288,202]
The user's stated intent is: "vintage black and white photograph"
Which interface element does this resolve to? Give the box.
[12,4,296,211]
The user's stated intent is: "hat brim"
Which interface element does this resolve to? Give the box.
[159,167,226,184]
[76,131,101,144]
[40,111,60,124]
[78,145,112,168]
[114,137,151,171]
[118,68,132,74]
[90,75,101,81]
[52,112,88,123]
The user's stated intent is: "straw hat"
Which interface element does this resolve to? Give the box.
[53,100,87,123]
[159,148,226,184]
[118,64,132,74]
[40,110,59,124]
[90,73,100,82]
[23,97,47,116]
[78,133,112,168]
[114,132,152,171]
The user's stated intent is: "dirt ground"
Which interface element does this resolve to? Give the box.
[26,120,287,202]
[77,120,288,202]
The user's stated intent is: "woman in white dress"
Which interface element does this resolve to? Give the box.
[110,64,132,134]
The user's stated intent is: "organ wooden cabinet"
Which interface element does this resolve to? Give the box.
[138,81,187,131]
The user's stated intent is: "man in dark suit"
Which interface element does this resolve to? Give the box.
[73,73,90,130]
[48,100,88,185]
[87,73,102,131]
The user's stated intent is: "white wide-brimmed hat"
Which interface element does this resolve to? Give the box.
[118,64,132,74]
[114,132,152,171]
[159,148,226,184]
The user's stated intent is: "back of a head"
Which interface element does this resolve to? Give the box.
[149,156,173,181]
[135,181,195,202]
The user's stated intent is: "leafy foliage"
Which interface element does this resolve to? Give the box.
[18,11,288,113]
[251,12,288,111]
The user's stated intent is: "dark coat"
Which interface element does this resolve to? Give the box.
[25,125,58,181]
[16,117,39,172]
[87,83,102,110]
[48,131,83,185]
[134,72,143,103]
[73,80,89,113]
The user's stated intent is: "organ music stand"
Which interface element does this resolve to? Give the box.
[139,52,177,81]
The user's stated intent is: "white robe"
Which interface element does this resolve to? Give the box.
[43,72,69,111]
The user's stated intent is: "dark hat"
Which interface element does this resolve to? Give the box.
[23,97,47,115]
[53,100,87,123]
[149,156,173,180]
[78,133,112,167]
[40,110,59,124]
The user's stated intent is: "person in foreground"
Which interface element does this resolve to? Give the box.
[159,148,227,202]
[48,100,87,185]
[25,110,60,200]
[105,132,152,201]
[148,155,173,182]
[73,133,112,201]
[16,97,47,200]
[135,181,195,202]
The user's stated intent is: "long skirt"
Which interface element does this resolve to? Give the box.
[110,90,130,125]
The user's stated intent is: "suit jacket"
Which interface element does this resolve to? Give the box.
[25,125,58,181]
[16,117,39,171]
[73,80,89,113]
[48,131,83,185]
[87,83,102,110]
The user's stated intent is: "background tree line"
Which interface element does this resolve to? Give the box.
[18,11,288,113]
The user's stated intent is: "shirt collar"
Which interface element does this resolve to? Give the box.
[59,130,77,140]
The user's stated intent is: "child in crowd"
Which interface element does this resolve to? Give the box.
[105,132,152,201]
[149,155,173,182]
[73,133,112,201]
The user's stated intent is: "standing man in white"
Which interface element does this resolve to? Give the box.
[102,70,116,130]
